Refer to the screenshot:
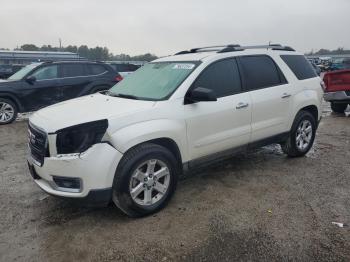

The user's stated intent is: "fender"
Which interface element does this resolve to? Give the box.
[0,92,24,112]
[289,89,321,129]
[109,119,189,162]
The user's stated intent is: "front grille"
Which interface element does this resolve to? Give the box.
[28,123,49,166]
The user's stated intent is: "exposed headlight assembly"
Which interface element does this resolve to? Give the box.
[56,119,108,154]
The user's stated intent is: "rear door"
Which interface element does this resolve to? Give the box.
[59,63,92,101]
[237,55,293,142]
[185,58,252,160]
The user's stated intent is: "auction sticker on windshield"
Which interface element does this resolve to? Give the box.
[173,64,195,70]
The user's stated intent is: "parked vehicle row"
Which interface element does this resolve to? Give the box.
[323,69,350,113]
[0,61,122,124]
[0,64,24,79]
[307,57,350,73]
[107,63,141,78]
[27,44,323,217]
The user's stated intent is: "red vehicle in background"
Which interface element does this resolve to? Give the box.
[323,69,350,113]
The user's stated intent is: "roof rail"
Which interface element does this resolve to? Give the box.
[175,44,295,55]
[175,45,241,55]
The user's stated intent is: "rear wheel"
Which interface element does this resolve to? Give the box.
[0,98,18,125]
[281,111,316,157]
[112,143,179,217]
[331,102,348,113]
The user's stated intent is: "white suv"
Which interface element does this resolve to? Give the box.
[27,44,323,217]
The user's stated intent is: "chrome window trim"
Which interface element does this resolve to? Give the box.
[33,70,108,82]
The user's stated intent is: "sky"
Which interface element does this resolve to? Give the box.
[0,0,349,56]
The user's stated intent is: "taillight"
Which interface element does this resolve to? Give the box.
[320,80,326,91]
[323,70,350,92]
[115,75,123,82]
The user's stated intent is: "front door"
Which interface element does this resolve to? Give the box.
[22,64,62,111]
[185,58,252,160]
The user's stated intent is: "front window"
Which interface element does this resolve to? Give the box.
[30,65,58,80]
[109,62,198,100]
[8,63,41,80]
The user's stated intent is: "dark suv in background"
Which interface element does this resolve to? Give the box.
[107,63,141,78]
[0,61,121,124]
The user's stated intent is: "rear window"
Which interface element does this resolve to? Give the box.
[281,55,317,80]
[238,55,287,90]
[87,64,107,75]
[61,64,86,77]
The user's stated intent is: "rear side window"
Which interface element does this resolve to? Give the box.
[281,55,317,80]
[113,64,129,72]
[60,64,86,78]
[192,58,241,98]
[87,64,107,75]
[126,64,140,71]
[238,55,287,91]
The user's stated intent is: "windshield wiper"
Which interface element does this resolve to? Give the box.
[107,92,139,100]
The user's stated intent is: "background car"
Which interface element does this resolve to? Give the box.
[0,61,122,124]
[107,63,141,78]
[323,69,350,113]
[0,64,13,79]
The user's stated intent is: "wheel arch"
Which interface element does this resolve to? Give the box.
[299,105,318,122]
[140,137,182,165]
[109,119,188,163]
[0,93,23,112]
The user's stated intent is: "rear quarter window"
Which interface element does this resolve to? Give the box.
[87,64,107,75]
[61,64,86,77]
[281,55,317,80]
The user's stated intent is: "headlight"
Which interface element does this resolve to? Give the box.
[56,120,108,154]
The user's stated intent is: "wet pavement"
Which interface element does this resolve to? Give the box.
[0,104,349,261]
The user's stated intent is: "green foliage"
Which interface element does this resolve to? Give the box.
[20,44,40,51]
[16,43,158,61]
[306,47,350,56]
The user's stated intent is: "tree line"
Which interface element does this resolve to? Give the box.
[306,47,350,56]
[1,44,158,62]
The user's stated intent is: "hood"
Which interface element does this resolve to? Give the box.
[0,79,18,84]
[30,93,156,133]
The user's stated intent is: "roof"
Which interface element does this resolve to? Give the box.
[155,44,298,63]
[155,52,213,62]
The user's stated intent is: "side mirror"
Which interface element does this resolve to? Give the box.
[25,76,36,84]
[185,87,217,104]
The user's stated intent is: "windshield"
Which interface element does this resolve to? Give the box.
[8,63,41,80]
[109,61,198,100]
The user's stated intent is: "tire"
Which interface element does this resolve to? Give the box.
[330,102,348,113]
[0,98,18,125]
[112,143,179,217]
[281,110,316,157]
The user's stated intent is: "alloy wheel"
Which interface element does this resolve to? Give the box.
[129,159,170,206]
[0,102,15,123]
[295,120,313,151]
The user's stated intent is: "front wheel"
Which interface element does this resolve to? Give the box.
[0,98,18,125]
[112,143,179,217]
[331,102,348,113]
[281,111,316,157]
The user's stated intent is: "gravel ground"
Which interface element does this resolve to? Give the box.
[0,104,349,262]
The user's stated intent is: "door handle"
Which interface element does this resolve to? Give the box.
[281,93,291,99]
[236,102,249,109]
